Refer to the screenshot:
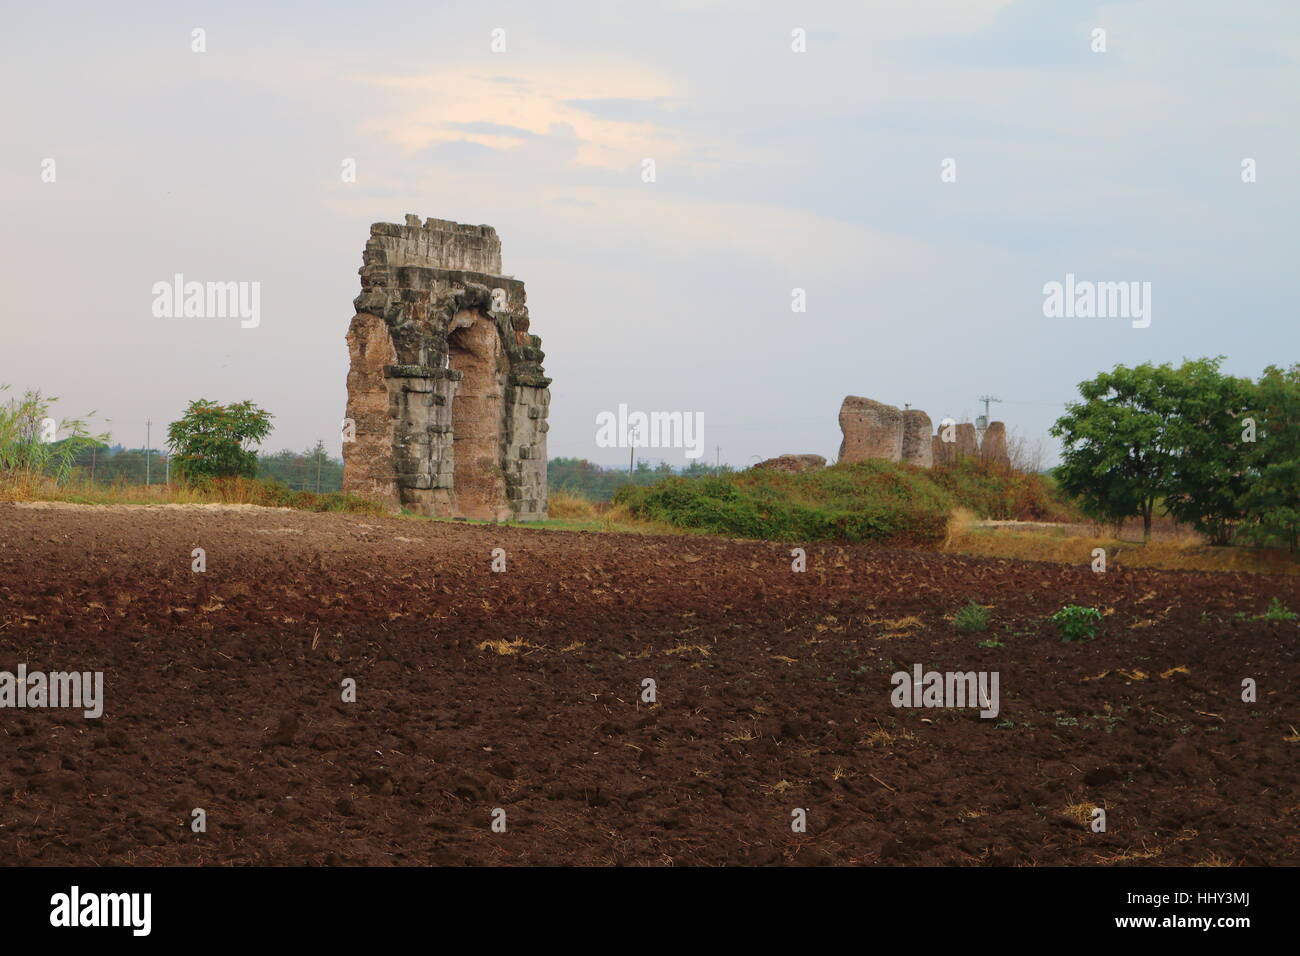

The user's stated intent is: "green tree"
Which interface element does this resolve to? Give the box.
[1238,364,1300,551]
[166,399,273,483]
[1157,358,1255,545]
[1050,362,1188,542]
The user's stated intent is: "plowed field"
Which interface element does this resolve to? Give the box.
[1,502,1295,865]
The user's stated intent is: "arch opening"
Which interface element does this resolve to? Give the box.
[447,310,508,520]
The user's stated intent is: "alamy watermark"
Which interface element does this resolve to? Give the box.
[151,274,260,329]
[50,886,150,936]
[0,665,103,718]
[595,403,704,458]
[1042,273,1150,329]
[890,663,999,719]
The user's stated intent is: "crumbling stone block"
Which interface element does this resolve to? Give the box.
[980,421,1010,469]
[954,423,979,459]
[932,433,952,467]
[901,410,933,468]
[838,397,904,463]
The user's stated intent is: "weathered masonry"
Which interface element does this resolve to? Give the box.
[343,216,550,520]
[838,395,1009,469]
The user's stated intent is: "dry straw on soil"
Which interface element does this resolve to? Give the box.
[943,509,1299,575]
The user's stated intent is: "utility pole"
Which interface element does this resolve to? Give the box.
[316,441,323,493]
[145,419,151,486]
[715,445,720,475]
[976,395,1000,435]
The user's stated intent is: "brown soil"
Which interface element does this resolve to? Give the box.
[0,502,1295,866]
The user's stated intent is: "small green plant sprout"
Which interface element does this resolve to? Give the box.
[1254,598,1298,622]
[977,638,1004,648]
[954,601,991,633]
[1049,605,1103,642]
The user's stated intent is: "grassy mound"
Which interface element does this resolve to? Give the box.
[614,460,956,544]
[614,459,1079,544]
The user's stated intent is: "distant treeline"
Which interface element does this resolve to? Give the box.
[63,447,721,500]
[69,443,345,491]
[548,457,733,502]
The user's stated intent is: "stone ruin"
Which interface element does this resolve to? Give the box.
[979,420,1009,465]
[837,396,1009,469]
[838,397,904,462]
[343,216,550,520]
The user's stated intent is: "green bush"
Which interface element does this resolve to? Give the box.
[1049,605,1103,642]
[954,601,991,632]
[615,461,954,544]
[928,458,1079,522]
[248,477,385,514]
[167,399,273,483]
[614,457,1078,544]
[1254,597,1298,622]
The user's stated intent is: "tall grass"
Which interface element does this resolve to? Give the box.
[2,469,386,515]
[943,510,1299,574]
[0,386,106,485]
[546,488,600,519]
[928,458,1081,522]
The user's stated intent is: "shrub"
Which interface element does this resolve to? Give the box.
[547,489,598,519]
[1049,605,1103,642]
[1255,597,1298,622]
[954,601,991,632]
[615,461,953,544]
[928,457,1080,522]
[167,399,273,483]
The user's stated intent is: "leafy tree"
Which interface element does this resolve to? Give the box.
[1238,364,1300,551]
[1158,359,1255,545]
[1052,358,1292,546]
[166,399,273,483]
[1050,362,1189,542]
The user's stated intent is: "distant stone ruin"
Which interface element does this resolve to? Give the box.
[979,420,1009,466]
[837,396,1009,469]
[838,397,904,462]
[901,409,934,469]
[953,422,980,459]
[343,216,551,520]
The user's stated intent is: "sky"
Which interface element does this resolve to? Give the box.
[2,0,1297,468]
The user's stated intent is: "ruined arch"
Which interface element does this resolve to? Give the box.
[342,216,551,519]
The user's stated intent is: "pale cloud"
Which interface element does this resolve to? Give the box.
[356,60,685,169]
